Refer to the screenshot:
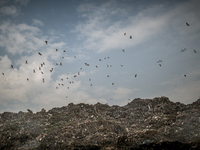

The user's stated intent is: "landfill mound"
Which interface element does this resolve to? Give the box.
[0,96,200,150]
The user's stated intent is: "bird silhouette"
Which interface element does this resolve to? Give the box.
[99,59,102,61]
[60,62,62,66]
[78,72,80,75]
[11,65,13,69]
[124,33,126,36]
[45,41,48,44]
[80,68,82,70]
[135,74,137,77]
[41,71,44,74]
[107,75,109,77]
[33,69,35,73]
[74,56,76,58]
[39,67,41,70]
[112,83,114,85]
[25,60,28,64]
[63,50,66,52]
[27,78,29,81]
[56,87,58,89]
[184,75,186,77]
[121,65,123,67]
[130,35,132,39]
[157,60,162,63]
[194,50,197,53]
[56,49,58,52]
[61,78,63,81]
[159,64,161,67]
[38,52,42,56]
[62,57,64,59]
[42,78,45,83]
[90,84,93,86]
[122,49,125,52]
[186,22,190,26]
[89,79,91,81]
[74,75,77,78]
[181,48,186,52]
[2,73,4,75]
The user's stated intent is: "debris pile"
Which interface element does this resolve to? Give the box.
[0,97,200,150]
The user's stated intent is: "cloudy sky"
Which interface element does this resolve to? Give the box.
[0,0,200,113]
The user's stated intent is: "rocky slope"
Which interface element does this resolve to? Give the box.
[0,96,200,150]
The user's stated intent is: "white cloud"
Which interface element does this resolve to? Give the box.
[0,5,18,15]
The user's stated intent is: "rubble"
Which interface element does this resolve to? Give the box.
[0,97,200,150]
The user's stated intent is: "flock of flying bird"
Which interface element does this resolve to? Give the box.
[1,22,198,100]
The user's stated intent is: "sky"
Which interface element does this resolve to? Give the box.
[0,0,200,113]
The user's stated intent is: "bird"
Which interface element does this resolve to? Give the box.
[124,33,126,36]
[122,49,125,52]
[11,65,13,69]
[121,65,123,67]
[58,83,60,86]
[42,78,45,83]
[62,57,64,59]
[25,60,28,64]
[27,78,29,81]
[41,71,44,74]
[80,68,82,70]
[33,69,35,73]
[130,35,132,39]
[56,63,58,65]
[78,72,80,75]
[61,78,63,81]
[104,57,106,59]
[56,49,58,52]
[157,60,162,63]
[63,50,66,52]
[39,67,41,70]
[89,79,91,81]
[45,41,48,44]
[107,57,109,59]
[66,96,68,98]
[99,59,102,61]
[184,75,186,77]
[107,75,109,77]
[90,84,93,86]
[60,62,62,66]
[43,62,45,65]
[2,73,4,75]
[68,87,69,89]
[110,65,112,67]
[159,64,161,67]
[135,74,137,77]
[66,77,68,79]
[74,56,76,58]
[56,87,58,89]
[41,64,43,67]
[74,75,77,78]
[96,65,98,68]
[72,81,74,83]
[181,48,186,52]
[38,52,42,56]
[112,83,114,85]
[186,22,190,26]
[61,84,64,86]
[107,65,109,67]
[194,50,197,53]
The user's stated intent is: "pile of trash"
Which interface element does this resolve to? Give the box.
[0,96,200,150]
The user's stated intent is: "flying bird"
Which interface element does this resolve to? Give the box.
[194,50,197,53]
[78,72,80,75]
[80,68,82,70]
[2,73,4,75]
[33,69,35,73]
[11,65,13,69]
[27,78,29,81]
[107,75,109,77]
[62,57,64,59]
[130,35,132,39]
[61,78,63,81]
[74,56,76,58]
[41,71,44,74]
[135,74,137,77]
[99,59,102,61]
[39,67,41,70]
[25,60,28,64]
[63,50,66,52]
[186,22,190,26]
[90,84,93,86]
[107,57,109,59]
[124,33,126,36]
[157,60,162,63]
[45,41,48,44]
[184,75,186,77]
[38,52,42,56]
[42,78,45,83]
[121,65,123,67]
[68,87,69,89]
[112,83,114,85]
[56,49,58,52]
[56,87,58,89]
[159,64,162,67]
[56,63,58,65]
[122,49,125,52]
[43,62,45,65]
[89,79,91,81]
[60,62,62,66]
[181,48,186,52]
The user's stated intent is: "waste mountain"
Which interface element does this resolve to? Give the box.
[0,97,200,150]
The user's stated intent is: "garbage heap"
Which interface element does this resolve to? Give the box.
[0,96,200,150]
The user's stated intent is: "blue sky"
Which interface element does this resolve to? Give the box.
[0,0,200,113]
